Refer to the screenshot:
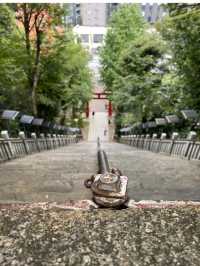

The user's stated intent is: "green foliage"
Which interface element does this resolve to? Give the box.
[0,4,92,126]
[0,4,14,35]
[155,73,189,115]
[0,4,28,111]
[100,4,146,92]
[101,3,200,134]
[37,33,92,121]
[160,4,200,111]
[112,32,167,126]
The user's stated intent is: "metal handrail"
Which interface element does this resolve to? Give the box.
[97,137,110,174]
[0,135,81,163]
[119,134,200,161]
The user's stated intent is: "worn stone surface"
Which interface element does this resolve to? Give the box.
[0,142,96,202]
[0,207,200,265]
[0,141,200,202]
[103,142,200,201]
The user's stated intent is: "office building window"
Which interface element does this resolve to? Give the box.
[81,34,89,43]
[93,34,103,43]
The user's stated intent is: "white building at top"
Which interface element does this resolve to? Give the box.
[73,25,107,55]
[73,25,107,90]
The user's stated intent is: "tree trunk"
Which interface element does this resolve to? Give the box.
[31,29,41,116]
[23,5,30,54]
[23,5,32,92]
[22,5,42,116]
[31,69,39,116]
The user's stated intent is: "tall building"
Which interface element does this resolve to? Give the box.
[141,3,165,23]
[80,4,107,26]
[66,3,166,26]
[71,3,166,93]
[106,3,120,23]
[71,4,108,85]
[65,4,81,25]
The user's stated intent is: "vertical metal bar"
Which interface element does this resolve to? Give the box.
[97,138,110,174]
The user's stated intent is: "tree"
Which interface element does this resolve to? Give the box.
[37,33,92,122]
[100,4,146,92]
[0,4,92,127]
[160,4,200,111]
[0,4,27,111]
[112,32,167,126]
[16,4,66,115]
[155,72,189,116]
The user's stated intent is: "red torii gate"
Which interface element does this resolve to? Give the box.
[86,92,112,118]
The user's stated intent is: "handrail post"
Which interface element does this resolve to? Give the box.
[19,131,29,154]
[133,135,137,147]
[186,131,197,159]
[39,133,46,150]
[158,133,167,153]
[145,134,151,150]
[53,134,57,149]
[47,134,52,149]
[57,134,61,147]
[141,135,145,149]
[31,133,40,152]
[169,132,179,155]
[1,131,13,159]
[136,135,140,148]
[151,133,157,152]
